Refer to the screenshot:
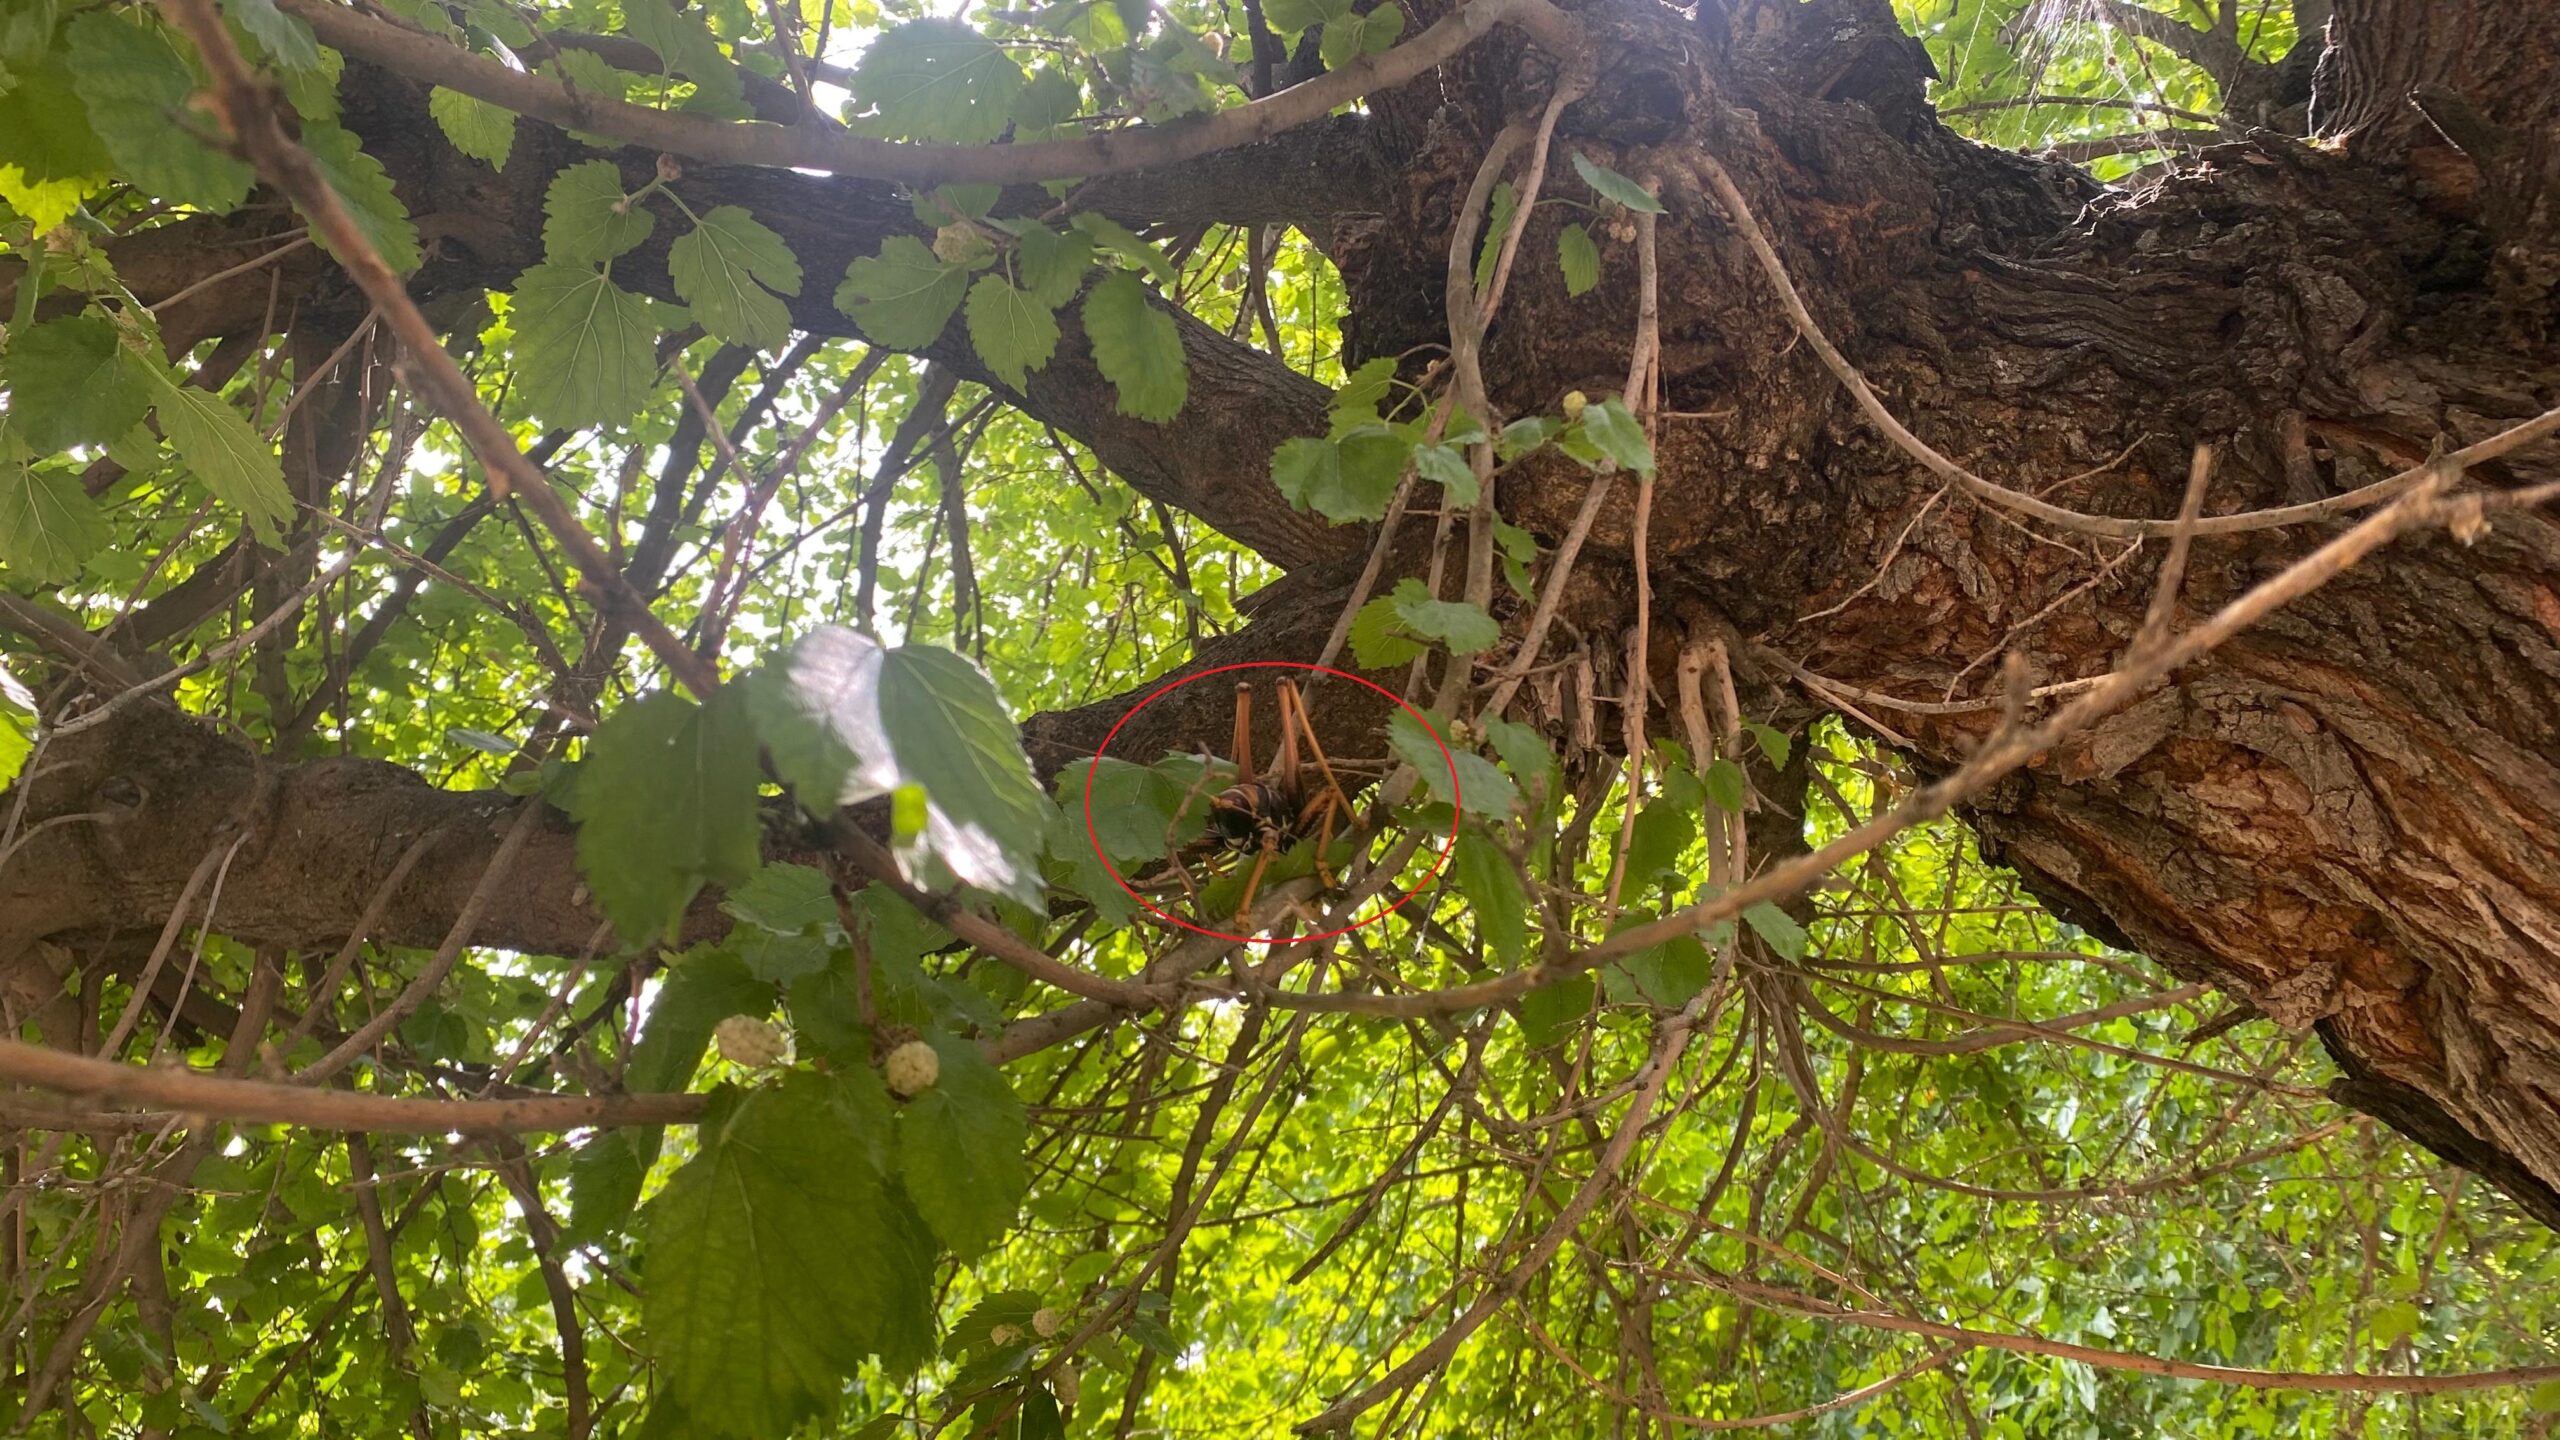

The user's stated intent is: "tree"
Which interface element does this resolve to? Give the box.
[2,0,2558,1431]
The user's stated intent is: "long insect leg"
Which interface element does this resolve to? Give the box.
[1232,681,1256,783]
[1235,842,1276,923]
[1279,679,1351,815]
[1271,679,1301,797]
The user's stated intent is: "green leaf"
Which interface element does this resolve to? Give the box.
[1011,64,1082,131]
[1558,222,1599,296]
[1063,755,1213,863]
[568,690,763,945]
[1081,271,1186,422]
[1743,901,1808,962]
[1480,716,1558,800]
[1007,222,1095,308]
[429,86,515,170]
[2,315,156,451]
[1701,757,1748,814]
[621,0,748,113]
[748,626,887,814]
[301,121,423,275]
[1618,933,1711,1007]
[1571,152,1664,213]
[153,378,293,546]
[723,863,838,934]
[1451,824,1527,967]
[914,184,1001,226]
[1744,722,1792,769]
[753,628,1048,906]
[1347,596,1427,669]
[670,205,804,351]
[1332,356,1398,428]
[630,949,771,1096]
[2368,1299,2421,1348]
[1515,974,1593,1048]
[1316,3,1402,68]
[224,0,322,69]
[1067,212,1176,286]
[566,944,773,1243]
[1623,801,1695,887]
[835,236,969,348]
[895,1034,1028,1258]
[737,930,831,984]
[965,274,1060,390]
[1412,442,1477,505]
[63,13,254,212]
[1495,414,1559,460]
[1271,426,1406,523]
[1262,0,1349,36]
[1386,707,1450,793]
[847,19,1026,144]
[542,159,653,266]
[947,1292,1044,1357]
[1388,578,1500,655]
[508,263,661,428]
[0,459,107,583]
[549,46,632,109]
[0,50,112,227]
[1388,710,1516,819]
[1574,396,1654,475]
[645,1075,935,1434]
[877,644,1051,907]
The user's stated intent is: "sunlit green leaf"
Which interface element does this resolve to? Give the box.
[836,235,969,347]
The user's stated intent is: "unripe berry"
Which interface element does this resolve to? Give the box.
[1031,1306,1063,1338]
[713,1015,787,1068]
[885,1039,941,1097]
[933,222,992,267]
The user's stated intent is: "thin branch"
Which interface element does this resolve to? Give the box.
[274,0,1578,188]
[163,0,721,697]
[0,1040,710,1133]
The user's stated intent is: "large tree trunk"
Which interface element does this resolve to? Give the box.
[1324,0,2560,1214]
[8,0,2560,1225]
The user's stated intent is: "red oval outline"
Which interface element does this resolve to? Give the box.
[1082,661,1461,945]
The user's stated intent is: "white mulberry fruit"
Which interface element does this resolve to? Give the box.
[713,1015,788,1068]
[1031,1307,1063,1338]
[884,1039,941,1097]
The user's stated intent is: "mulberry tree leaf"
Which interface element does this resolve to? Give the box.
[835,236,968,348]
[895,1034,1028,1258]
[965,274,1060,390]
[847,19,1026,143]
[645,1074,935,1436]
[2,315,156,451]
[542,159,653,266]
[1081,271,1186,421]
[508,263,661,427]
[566,689,762,946]
[153,378,293,546]
[0,460,108,584]
[670,205,803,351]
[63,13,253,212]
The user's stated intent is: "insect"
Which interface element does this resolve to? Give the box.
[1203,678,1352,921]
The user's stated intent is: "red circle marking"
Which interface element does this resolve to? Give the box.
[1081,661,1462,945]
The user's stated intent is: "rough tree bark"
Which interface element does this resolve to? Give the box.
[7,0,2560,1224]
